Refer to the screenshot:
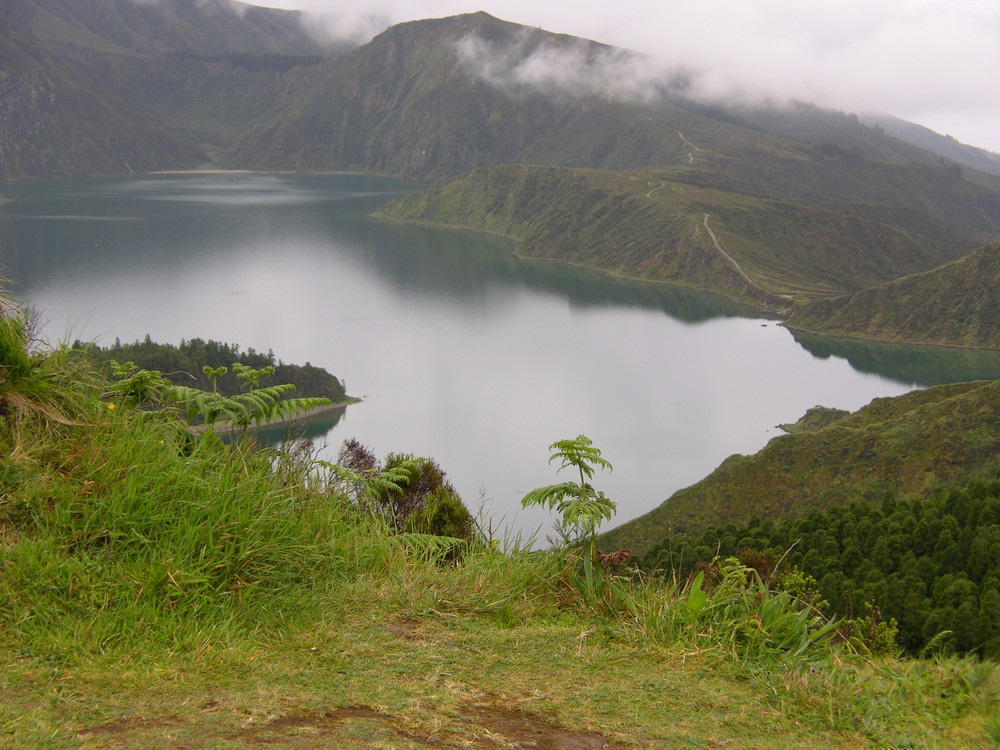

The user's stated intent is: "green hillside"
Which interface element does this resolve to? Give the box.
[0,21,204,181]
[639,480,1000,657]
[0,0,328,180]
[786,241,1000,349]
[376,163,981,306]
[600,380,1000,553]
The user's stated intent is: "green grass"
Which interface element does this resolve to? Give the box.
[1,343,998,748]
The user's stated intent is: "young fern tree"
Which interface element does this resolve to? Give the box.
[109,360,330,433]
[522,435,616,593]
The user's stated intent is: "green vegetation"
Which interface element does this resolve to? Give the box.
[778,405,851,433]
[75,335,351,404]
[640,480,1000,658]
[600,380,1000,552]
[521,435,617,599]
[787,241,1000,349]
[376,161,982,308]
[4,298,999,747]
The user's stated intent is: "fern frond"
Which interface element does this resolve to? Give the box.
[164,384,246,426]
[548,434,613,480]
[318,458,410,503]
[520,482,587,512]
[265,396,331,424]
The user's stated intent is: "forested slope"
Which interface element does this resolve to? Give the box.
[600,380,1000,552]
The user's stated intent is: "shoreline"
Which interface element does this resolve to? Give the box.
[192,398,361,436]
[149,169,257,175]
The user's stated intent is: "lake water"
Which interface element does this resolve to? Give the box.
[4,173,1000,541]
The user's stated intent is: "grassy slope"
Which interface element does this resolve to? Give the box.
[376,163,979,307]
[600,380,1000,554]
[786,241,1000,349]
[2,349,998,748]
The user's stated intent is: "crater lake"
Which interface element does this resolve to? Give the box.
[4,173,1000,540]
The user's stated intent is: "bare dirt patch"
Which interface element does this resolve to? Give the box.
[76,715,185,746]
[462,701,629,749]
[387,619,423,640]
[74,697,629,748]
[230,706,444,748]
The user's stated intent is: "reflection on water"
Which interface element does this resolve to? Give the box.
[791,330,1000,386]
[372,220,757,324]
[252,405,349,445]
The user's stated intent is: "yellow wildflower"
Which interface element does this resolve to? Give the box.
[107,403,116,410]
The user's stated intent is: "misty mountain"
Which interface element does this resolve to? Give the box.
[222,12,712,178]
[218,12,1000,245]
[5,1,1000,322]
[10,0,323,57]
[862,112,1000,180]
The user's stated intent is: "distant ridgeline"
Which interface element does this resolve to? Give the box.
[637,480,1000,658]
[75,336,349,403]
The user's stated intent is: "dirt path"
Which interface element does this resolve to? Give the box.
[701,213,755,285]
[677,130,702,163]
[702,214,796,301]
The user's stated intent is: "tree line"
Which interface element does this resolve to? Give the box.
[74,336,348,403]
[638,480,1000,658]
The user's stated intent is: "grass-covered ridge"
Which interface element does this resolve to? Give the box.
[2,300,999,747]
[786,241,1000,349]
[601,380,1000,554]
[376,163,979,309]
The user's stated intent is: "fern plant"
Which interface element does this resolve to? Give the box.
[108,360,329,433]
[522,435,616,596]
[165,382,329,431]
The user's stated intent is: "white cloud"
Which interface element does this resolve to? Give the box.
[452,32,677,103]
[252,0,1000,153]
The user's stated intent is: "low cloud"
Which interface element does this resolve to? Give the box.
[453,30,793,113]
[453,32,681,102]
[296,9,393,46]
[127,0,251,18]
[221,0,1000,153]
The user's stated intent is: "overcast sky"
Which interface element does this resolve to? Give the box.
[253,0,1000,154]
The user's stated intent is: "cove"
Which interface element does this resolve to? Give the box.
[4,173,1000,540]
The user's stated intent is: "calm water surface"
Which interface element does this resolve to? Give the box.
[4,173,999,539]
